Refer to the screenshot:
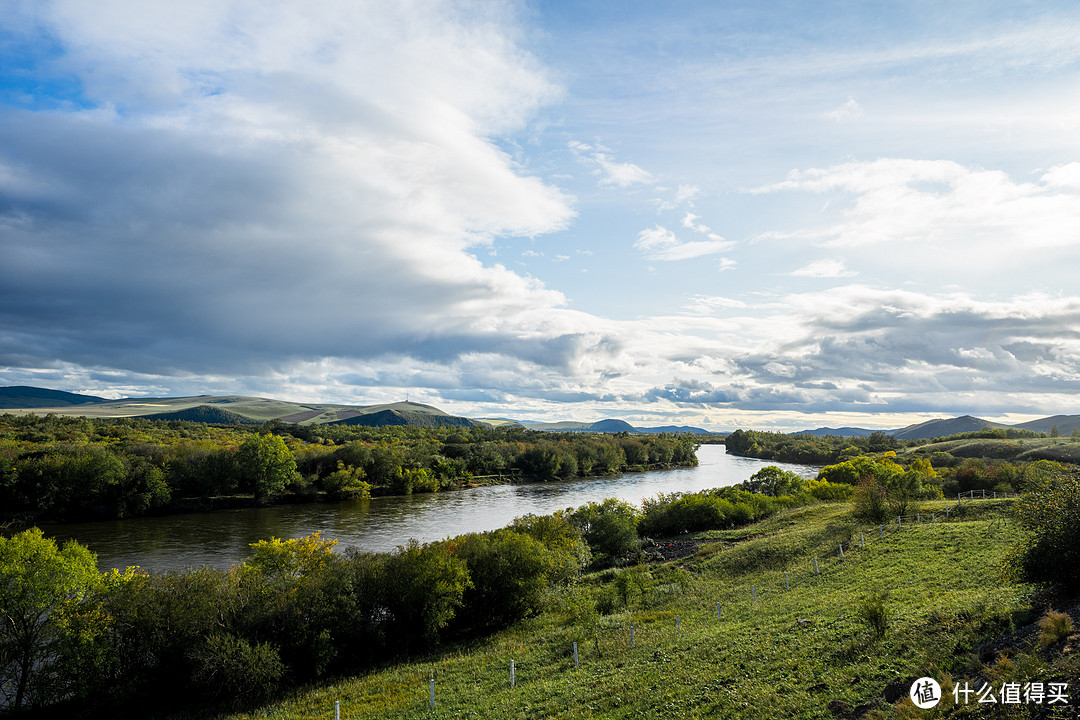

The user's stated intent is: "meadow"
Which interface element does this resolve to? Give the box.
[216,498,1076,720]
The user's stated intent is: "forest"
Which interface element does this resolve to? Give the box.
[0,414,699,523]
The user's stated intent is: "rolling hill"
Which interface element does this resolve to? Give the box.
[0,387,480,429]
[0,386,108,408]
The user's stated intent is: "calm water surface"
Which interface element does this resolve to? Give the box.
[46,445,818,572]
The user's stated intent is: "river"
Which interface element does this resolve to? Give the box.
[45,445,818,572]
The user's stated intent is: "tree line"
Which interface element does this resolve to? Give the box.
[0,414,699,523]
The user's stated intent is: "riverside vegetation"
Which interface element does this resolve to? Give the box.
[0,414,698,523]
[3,440,1080,718]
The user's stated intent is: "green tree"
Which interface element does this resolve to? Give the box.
[321,462,371,500]
[1007,473,1080,591]
[743,466,805,496]
[569,498,640,563]
[0,528,100,711]
[237,434,299,501]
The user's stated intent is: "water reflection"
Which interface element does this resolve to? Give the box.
[45,445,817,572]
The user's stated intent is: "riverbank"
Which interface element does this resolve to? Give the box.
[215,497,1069,720]
[38,446,818,573]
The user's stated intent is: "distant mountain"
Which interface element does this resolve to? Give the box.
[636,425,711,434]
[328,408,479,429]
[517,418,710,434]
[794,427,887,437]
[588,419,636,433]
[0,387,479,429]
[140,404,262,425]
[1012,414,1080,435]
[0,386,107,408]
[891,415,1009,440]
[790,415,1020,440]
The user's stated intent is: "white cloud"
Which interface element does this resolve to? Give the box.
[634,225,734,261]
[569,141,653,187]
[791,259,857,278]
[682,294,747,314]
[0,0,588,384]
[753,158,1080,251]
[823,96,863,122]
[681,212,710,233]
[1041,162,1080,189]
[675,184,700,205]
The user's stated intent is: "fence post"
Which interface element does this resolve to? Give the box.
[717,603,722,621]
[785,571,790,590]
[510,659,515,688]
[982,489,986,499]
[336,701,340,720]
[898,516,902,530]
[880,524,883,539]
[752,586,757,603]
[573,642,578,667]
[814,557,819,574]
[630,625,635,648]
[430,678,435,710]
[839,543,844,559]
[860,531,864,548]
[676,614,681,633]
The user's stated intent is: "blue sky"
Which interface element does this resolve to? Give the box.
[2,0,1080,431]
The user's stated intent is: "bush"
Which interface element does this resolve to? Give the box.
[639,492,729,536]
[1007,473,1080,591]
[1037,609,1075,647]
[852,479,888,522]
[455,529,559,628]
[569,498,640,563]
[855,591,889,639]
[190,633,285,707]
[742,466,804,496]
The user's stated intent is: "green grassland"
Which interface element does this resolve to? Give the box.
[901,436,1080,464]
[217,499,1075,720]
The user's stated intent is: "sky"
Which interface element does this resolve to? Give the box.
[2,0,1080,432]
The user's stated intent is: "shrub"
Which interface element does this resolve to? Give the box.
[1007,473,1080,591]
[852,479,888,522]
[742,466,804,496]
[455,529,558,628]
[190,633,285,707]
[856,591,890,639]
[1037,609,1074,648]
[803,478,854,501]
[569,498,640,563]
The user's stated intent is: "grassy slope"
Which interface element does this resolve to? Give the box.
[901,436,1080,464]
[0,395,459,426]
[221,499,1058,720]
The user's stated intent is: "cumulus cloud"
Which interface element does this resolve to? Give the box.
[0,0,593,385]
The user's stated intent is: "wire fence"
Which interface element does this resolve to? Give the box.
[332,492,1012,714]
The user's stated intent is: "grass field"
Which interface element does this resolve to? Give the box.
[210,498,1078,720]
[900,436,1080,464]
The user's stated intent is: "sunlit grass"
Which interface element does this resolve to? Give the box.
[223,500,1037,720]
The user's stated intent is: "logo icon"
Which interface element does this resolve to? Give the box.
[910,677,941,709]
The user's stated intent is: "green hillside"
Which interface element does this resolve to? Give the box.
[0,388,477,429]
[219,499,1069,720]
